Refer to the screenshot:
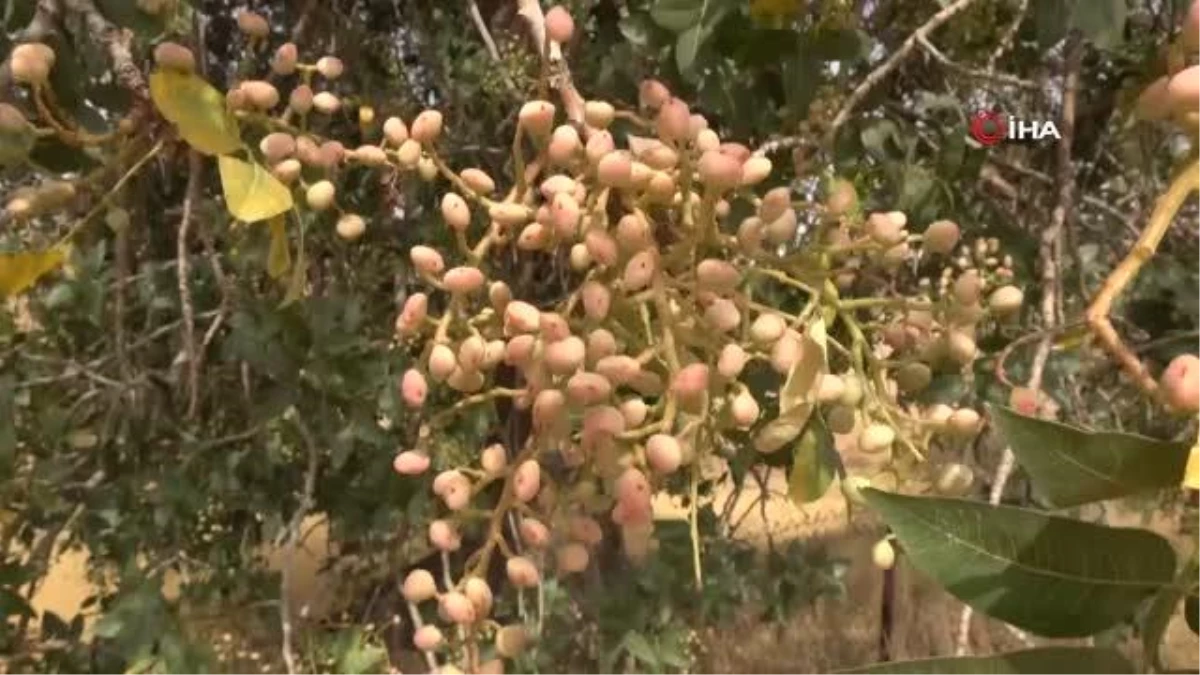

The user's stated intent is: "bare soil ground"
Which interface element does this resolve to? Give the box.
[23,466,1200,673]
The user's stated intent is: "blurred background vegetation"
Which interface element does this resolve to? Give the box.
[0,0,1196,672]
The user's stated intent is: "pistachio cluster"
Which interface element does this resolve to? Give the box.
[1,8,1039,673]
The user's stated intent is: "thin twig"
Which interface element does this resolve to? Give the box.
[986,0,1029,73]
[915,34,1039,90]
[280,415,321,675]
[955,34,1081,656]
[178,152,202,419]
[824,0,984,147]
[469,0,519,93]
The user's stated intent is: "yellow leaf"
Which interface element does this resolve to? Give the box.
[758,317,829,455]
[779,317,828,411]
[218,155,294,223]
[149,69,242,156]
[0,247,67,298]
[267,214,291,279]
[1183,440,1199,491]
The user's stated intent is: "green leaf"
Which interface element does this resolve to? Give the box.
[861,489,1176,637]
[149,69,242,156]
[861,119,899,159]
[789,414,836,504]
[840,647,1135,674]
[1033,0,1071,49]
[622,631,659,668]
[1142,556,1198,671]
[992,406,1191,507]
[92,613,124,639]
[1073,0,1126,50]
[0,247,68,298]
[675,24,703,73]
[0,106,36,166]
[618,12,654,46]
[336,634,387,675]
[651,0,705,32]
[1186,595,1198,634]
[218,155,294,223]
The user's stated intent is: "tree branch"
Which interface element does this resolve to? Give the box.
[515,0,584,125]
[824,0,984,147]
[955,33,1082,656]
[280,415,321,675]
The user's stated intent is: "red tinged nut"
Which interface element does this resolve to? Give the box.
[513,460,542,503]
[402,569,438,602]
[923,219,960,255]
[506,556,541,588]
[656,98,691,141]
[410,246,445,276]
[154,42,196,73]
[740,156,772,186]
[443,266,485,295]
[672,363,710,401]
[480,443,507,474]
[316,56,344,80]
[259,132,295,164]
[545,336,586,375]
[1009,387,1040,416]
[429,518,462,552]
[582,405,626,438]
[518,518,550,549]
[584,100,615,128]
[271,42,298,75]
[696,259,740,293]
[758,186,792,222]
[236,10,269,38]
[548,125,582,165]
[392,450,430,475]
[646,434,682,474]
[439,591,477,625]
[596,355,641,385]
[240,80,280,110]
[519,100,556,137]
[586,328,618,363]
[622,249,658,291]
[428,344,457,382]
[1137,77,1174,122]
[581,281,612,320]
[401,369,428,408]
[1161,354,1200,414]
[730,391,760,428]
[457,336,487,372]
[717,343,748,379]
[413,625,443,651]
[545,5,576,43]
[639,79,671,110]
[585,229,619,267]
[697,150,742,191]
[504,301,542,334]
[441,192,471,232]
[566,372,613,406]
[597,152,633,188]
[704,298,741,333]
[288,85,314,114]
[11,43,56,85]
[533,389,566,429]
[464,576,494,617]
[1167,66,1199,115]
[411,110,444,144]
[557,543,590,573]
